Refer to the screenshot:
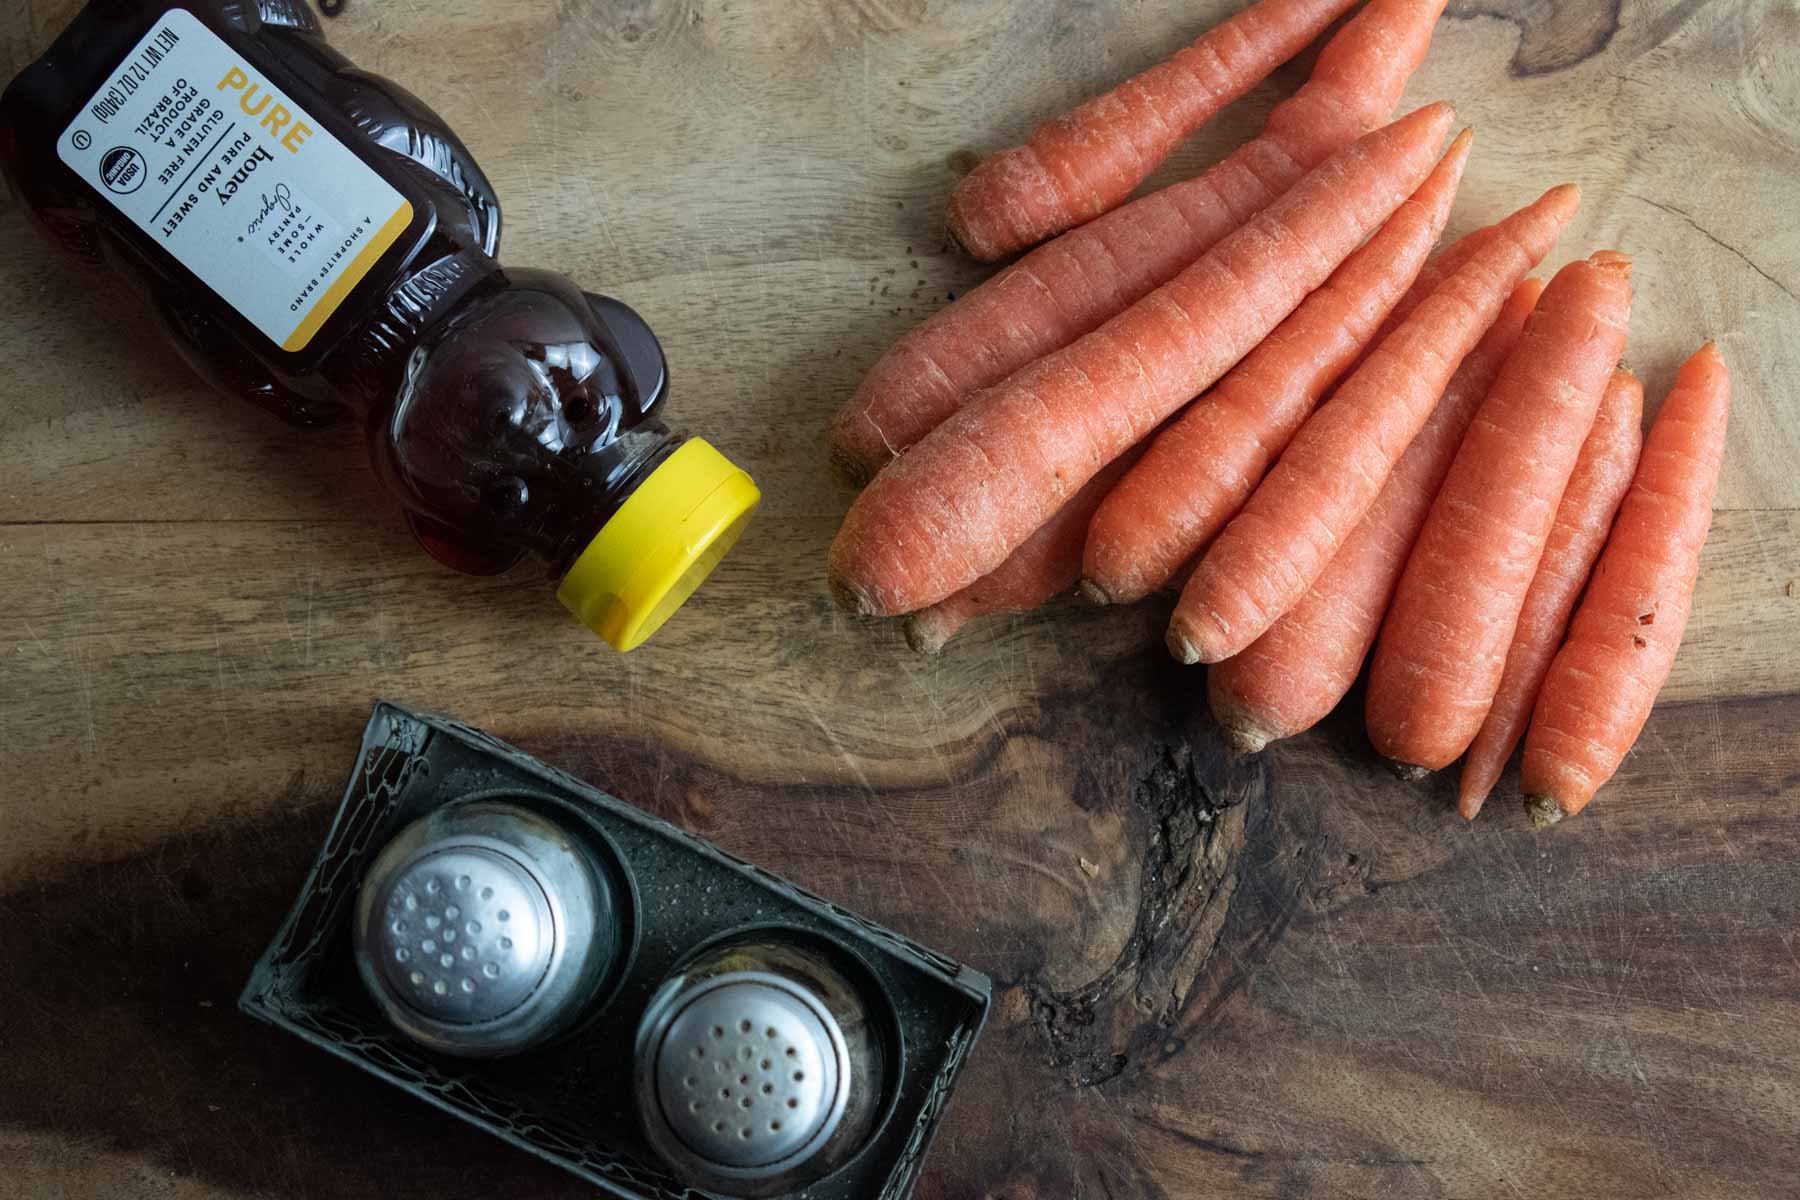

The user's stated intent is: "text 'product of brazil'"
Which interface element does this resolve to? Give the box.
[0,0,758,650]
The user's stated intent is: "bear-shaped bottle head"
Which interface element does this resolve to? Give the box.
[382,268,671,575]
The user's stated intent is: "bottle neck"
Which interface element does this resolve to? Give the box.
[546,425,684,578]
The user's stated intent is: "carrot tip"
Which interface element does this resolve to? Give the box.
[1386,758,1432,783]
[1539,183,1582,215]
[1166,627,1202,666]
[1456,795,1483,822]
[1078,579,1113,606]
[1525,795,1566,830]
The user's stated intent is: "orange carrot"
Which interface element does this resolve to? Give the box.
[1522,344,1730,827]
[1081,130,1472,605]
[1163,553,1204,596]
[830,104,1458,617]
[1169,184,1581,664]
[1343,223,1495,375]
[1366,251,1635,774]
[831,0,1450,482]
[1207,275,1546,755]
[946,0,1361,261]
[904,449,1144,653]
[1457,370,1643,818]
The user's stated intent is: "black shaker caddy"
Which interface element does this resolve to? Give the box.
[240,702,991,1199]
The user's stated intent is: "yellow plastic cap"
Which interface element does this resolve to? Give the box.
[556,439,760,651]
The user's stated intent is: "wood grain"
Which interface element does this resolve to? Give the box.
[2,2,1797,1197]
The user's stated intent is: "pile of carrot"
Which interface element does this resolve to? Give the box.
[827,0,1731,826]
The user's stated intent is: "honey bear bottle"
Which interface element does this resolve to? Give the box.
[1,1,758,650]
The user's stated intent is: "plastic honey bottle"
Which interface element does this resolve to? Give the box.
[0,1,759,649]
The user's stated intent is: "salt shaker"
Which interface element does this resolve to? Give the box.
[634,936,888,1196]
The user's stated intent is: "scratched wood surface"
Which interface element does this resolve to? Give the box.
[3,1,1799,1197]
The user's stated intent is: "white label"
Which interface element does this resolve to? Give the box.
[58,8,413,352]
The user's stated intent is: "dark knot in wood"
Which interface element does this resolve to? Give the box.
[1023,737,1265,1089]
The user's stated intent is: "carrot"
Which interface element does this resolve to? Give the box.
[830,104,1459,617]
[831,0,1450,482]
[1163,553,1204,596]
[1169,183,1581,664]
[1521,344,1730,827]
[1343,223,1495,375]
[1207,275,1546,754]
[946,0,1361,261]
[1365,251,1635,774]
[1456,370,1643,818]
[904,448,1146,653]
[1081,130,1472,605]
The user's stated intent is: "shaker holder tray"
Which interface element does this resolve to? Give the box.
[240,701,991,1200]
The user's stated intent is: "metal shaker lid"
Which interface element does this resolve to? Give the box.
[367,845,553,1024]
[353,800,621,1057]
[646,972,851,1175]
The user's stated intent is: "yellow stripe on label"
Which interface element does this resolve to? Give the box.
[282,200,414,352]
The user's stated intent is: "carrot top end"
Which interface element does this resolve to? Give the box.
[1524,795,1566,830]
[1589,248,1633,276]
[903,612,952,655]
[829,442,877,488]
[827,574,872,616]
[1387,758,1433,783]
[942,217,976,262]
[1222,724,1272,758]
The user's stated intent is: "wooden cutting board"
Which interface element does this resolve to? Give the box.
[2,1,1797,1196]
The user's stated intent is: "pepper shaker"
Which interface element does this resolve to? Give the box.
[634,936,889,1196]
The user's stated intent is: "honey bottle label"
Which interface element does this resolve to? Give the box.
[56,9,413,352]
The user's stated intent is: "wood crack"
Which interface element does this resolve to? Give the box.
[1625,193,1800,305]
